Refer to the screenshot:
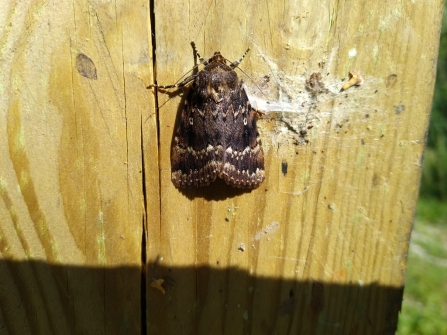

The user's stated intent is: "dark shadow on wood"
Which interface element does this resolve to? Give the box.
[0,260,403,335]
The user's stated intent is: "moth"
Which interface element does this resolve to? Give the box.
[151,43,265,189]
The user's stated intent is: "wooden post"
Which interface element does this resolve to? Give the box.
[0,1,156,334]
[147,1,443,334]
[0,1,442,334]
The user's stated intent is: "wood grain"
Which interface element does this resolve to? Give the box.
[0,0,442,334]
[146,0,442,334]
[0,1,155,334]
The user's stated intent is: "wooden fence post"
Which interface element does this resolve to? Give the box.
[147,1,443,334]
[0,1,443,334]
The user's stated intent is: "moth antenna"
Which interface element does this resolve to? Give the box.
[191,41,208,65]
[225,50,268,99]
[230,47,251,69]
[228,47,268,97]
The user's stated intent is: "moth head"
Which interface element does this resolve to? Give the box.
[210,52,226,64]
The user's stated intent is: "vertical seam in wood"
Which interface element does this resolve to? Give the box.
[143,1,158,333]
[141,122,148,335]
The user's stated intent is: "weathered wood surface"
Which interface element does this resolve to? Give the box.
[0,1,156,334]
[147,1,442,334]
[0,0,443,334]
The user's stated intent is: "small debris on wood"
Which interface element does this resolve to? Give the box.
[150,278,165,294]
[341,70,363,91]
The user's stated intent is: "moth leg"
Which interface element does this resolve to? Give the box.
[147,74,197,89]
[148,42,205,90]
[230,47,251,69]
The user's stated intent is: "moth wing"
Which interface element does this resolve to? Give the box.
[171,91,224,187]
[220,84,265,188]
